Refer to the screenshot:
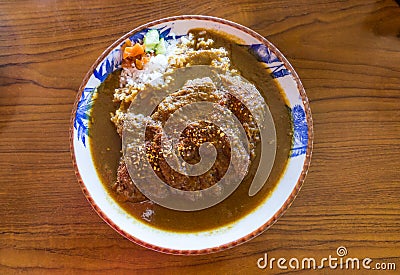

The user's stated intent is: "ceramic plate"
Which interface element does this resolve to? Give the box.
[70,15,313,254]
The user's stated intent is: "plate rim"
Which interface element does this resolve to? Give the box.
[69,15,314,255]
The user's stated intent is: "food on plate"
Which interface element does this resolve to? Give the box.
[89,28,293,232]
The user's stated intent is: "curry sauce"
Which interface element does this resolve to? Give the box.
[89,29,292,232]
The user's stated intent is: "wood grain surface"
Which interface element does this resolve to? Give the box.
[1,0,399,274]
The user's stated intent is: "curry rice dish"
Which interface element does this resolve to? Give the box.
[89,29,293,232]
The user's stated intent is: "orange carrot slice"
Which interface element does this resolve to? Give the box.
[123,43,145,59]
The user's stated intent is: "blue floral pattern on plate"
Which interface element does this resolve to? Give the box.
[75,50,120,147]
[93,48,121,83]
[129,26,182,44]
[248,44,307,157]
[74,87,95,147]
[248,44,291,79]
[290,105,308,157]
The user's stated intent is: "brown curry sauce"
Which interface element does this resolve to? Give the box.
[89,29,293,233]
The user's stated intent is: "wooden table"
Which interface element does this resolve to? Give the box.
[1,0,399,273]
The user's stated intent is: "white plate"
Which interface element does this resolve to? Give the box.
[70,15,313,254]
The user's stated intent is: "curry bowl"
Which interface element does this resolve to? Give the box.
[70,15,313,254]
